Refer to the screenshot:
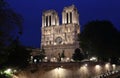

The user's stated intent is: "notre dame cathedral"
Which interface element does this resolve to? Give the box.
[41,5,80,61]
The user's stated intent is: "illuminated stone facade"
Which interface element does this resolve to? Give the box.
[41,5,80,60]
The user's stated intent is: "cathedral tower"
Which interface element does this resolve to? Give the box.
[41,5,80,61]
[62,5,79,25]
[42,10,59,27]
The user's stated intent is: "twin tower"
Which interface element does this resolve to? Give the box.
[42,5,79,27]
[41,5,80,61]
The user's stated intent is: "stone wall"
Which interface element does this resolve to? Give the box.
[14,62,117,78]
[44,43,79,59]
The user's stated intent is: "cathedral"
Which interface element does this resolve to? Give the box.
[41,5,80,61]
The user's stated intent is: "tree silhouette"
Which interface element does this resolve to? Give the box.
[0,0,23,65]
[33,48,46,62]
[6,38,31,69]
[72,48,84,62]
[39,48,46,61]
[79,20,120,61]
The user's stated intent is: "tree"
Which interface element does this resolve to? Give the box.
[6,38,31,69]
[0,0,23,65]
[72,48,84,62]
[79,20,120,60]
[0,38,31,78]
[33,48,46,62]
[0,73,11,78]
[39,48,46,61]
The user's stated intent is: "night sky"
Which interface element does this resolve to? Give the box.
[6,0,120,48]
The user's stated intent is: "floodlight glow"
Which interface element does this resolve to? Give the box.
[4,68,12,74]
[95,65,101,69]
[51,57,57,62]
[55,67,66,77]
[105,63,110,71]
[112,64,116,70]
[48,67,69,78]
[34,59,37,63]
[90,57,97,61]
[95,65,102,74]
[53,57,56,60]
[30,56,33,59]
[112,64,116,67]
[45,57,48,59]
[13,69,17,73]
[61,58,64,62]
[79,65,89,75]
[54,43,56,45]
[66,57,70,62]
[70,59,74,62]
[84,64,88,67]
